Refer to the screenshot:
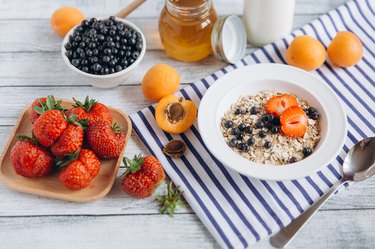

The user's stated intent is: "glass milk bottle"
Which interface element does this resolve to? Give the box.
[243,0,296,46]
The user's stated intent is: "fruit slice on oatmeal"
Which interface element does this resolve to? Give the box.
[220,90,321,165]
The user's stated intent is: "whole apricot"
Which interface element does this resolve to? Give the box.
[155,95,197,134]
[142,64,180,102]
[286,35,326,71]
[328,31,363,67]
[51,6,84,36]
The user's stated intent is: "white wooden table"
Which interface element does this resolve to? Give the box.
[0,0,374,248]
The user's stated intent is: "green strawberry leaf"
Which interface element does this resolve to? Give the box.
[156,181,185,217]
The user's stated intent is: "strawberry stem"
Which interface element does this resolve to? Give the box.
[56,150,80,170]
[66,114,88,128]
[156,181,185,217]
[17,134,38,144]
[112,123,124,134]
[123,154,144,174]
[34,95,64,114]
[73,96,97,113]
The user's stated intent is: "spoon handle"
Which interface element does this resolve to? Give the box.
[270,180,344,248]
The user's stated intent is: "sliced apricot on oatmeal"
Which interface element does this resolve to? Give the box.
[155,95,197,134]
[280,106,307,138]
[265,94,298,117]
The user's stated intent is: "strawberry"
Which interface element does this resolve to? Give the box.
[121,155,166,198]
[66,96,112,125]
[280,106,308,138]
[50,115,86,157]
[265,94,298,117]
[33,110,68,147]
[30,96,64,124]
[58,149,100,190]
[10,135,54,177]
[86,120,126,159]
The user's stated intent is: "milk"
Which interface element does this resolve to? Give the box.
[243,0,296,46]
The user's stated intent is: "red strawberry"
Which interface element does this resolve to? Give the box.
[121,155,166,198]
[10,135,54,177]
[30,96,64,124]
[33,110,68,147]
[86,120,126,159]
[50,116,86,157]
[265,94,298,117]
[66,96,112,125]
[280,106,308,138]
[58,149,100,190]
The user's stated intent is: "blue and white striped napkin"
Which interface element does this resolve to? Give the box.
[130,0,375,248]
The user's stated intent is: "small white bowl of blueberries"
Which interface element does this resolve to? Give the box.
[62,16,146,88]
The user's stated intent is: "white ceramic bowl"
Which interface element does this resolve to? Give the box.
[198,64,347,181]
[61,17,146,88]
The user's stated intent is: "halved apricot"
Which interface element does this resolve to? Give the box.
[155,95,197,134]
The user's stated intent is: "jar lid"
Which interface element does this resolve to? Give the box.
[211,15,247,64]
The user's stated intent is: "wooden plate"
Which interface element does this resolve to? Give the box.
[0,99,132,202]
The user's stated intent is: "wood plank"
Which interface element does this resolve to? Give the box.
[0,209,373,249]
[0,0,347,20]
[0,51,227,86]
[0,15,320,52]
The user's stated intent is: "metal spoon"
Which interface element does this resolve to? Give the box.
[270,137,375,248]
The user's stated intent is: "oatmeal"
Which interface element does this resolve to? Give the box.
[220,90,321,165]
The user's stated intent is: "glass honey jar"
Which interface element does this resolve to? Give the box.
[159,0,218,62]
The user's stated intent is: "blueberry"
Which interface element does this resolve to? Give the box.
[76,47,84,54]
[65,50,73,58]
[72,41,79,47]
[234,109,243,115]
[302,147,312,157]
[92,49,99,55]
[262,114,269,122]
[97,34,105,41]
[75,25,84,33]
[244,126,253,134]
[81,66,89,73]
[228,138,238,147]
[308,107,316,113]
[273,117,281,126]
[238,123,247,131]
[136,42,143,51]
[258,130,267,138]
[129,38,136,45]
[249,106,259,114]
[124,30,132,38]
[109,30,116,36]
[117,24,124,31]
[131,51,139,60]
[106,36,113,43]
[241,144,250,152]
[86,49,93,57]
[109,16,116,22]
[267,114,274,122]
[224,120,233,128]
[71,59,80,67]
[115,65,123,72]
[121,37,128,44]
[121,59,129,67]
[81,59,88,66]
[89,18,97,24]
[304,108,310,115]
[81,20,90,27]
[255,121,264,129]
[109,60,116,67]
[247,137,255,146]
[78,51,85,58]
[119,50,125,57]
[236,133,244,140]
[103,48,112,55]
[125,51,131,58]
[90,56,99,64]
[102,56,111,63]
[310,112,320,120]
[264,141,272,149]
[270,126,279,134]
[231,127,241,136]
[64,43,72,50]
[114,35,121,42]
[109,68,116,74]
[92,63,102,72]
[111,48,118,55]
[101,67,110,75]
[290,157,297,163]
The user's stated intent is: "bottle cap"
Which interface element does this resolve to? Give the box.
[211,15,247,64]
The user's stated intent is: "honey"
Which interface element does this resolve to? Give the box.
[159,0,218,62]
